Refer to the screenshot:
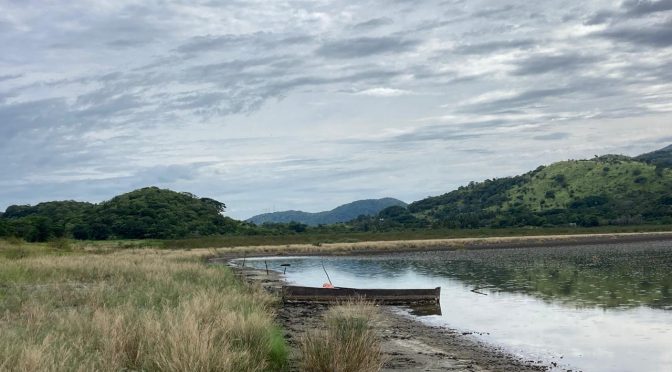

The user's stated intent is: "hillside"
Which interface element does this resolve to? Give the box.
[357,146,672,230]
[635,144,672,169]
[0,187,246,241]
[248,198,407,226]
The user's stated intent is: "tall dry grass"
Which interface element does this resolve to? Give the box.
[0,241,287,371]
[299,300,383,372]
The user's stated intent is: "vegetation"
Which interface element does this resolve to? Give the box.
[0,239,287,371]
[0,187,253,242]
[2,145,672,242]
[247,198,407,226]
[300,301,382,372]
[635,144,672,169]
[351,148,672,230]
[162,225,672,249]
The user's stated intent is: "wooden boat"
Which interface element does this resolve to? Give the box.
[281,285,441,305]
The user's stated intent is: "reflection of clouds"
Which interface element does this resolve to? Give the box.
[247,240,672,310]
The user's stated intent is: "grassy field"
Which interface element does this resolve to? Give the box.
[163,225,672,249]
[0,240,287,372]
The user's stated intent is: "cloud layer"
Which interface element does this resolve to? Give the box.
[1,0,672,218]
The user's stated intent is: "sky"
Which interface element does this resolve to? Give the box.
[1,0,672,219]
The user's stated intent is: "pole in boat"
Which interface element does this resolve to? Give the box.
[321,260,333,287]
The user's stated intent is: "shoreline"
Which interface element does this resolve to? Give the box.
[233,265,548,371]
[209,230,672,262]
[216,232,672,371]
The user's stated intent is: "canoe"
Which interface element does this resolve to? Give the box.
[281,285,441,305]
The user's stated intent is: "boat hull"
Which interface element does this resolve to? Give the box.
[282,285,441,305]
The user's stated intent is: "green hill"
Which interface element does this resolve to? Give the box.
[368,146,672,229]
[247,198,407,226]
[0,187,246,241]
[635,144,672,169]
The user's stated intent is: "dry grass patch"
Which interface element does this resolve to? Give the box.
[300,300,383,372]
[0,243,287,372]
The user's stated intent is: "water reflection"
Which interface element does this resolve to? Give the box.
[240,241,672,371]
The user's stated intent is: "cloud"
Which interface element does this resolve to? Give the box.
[453,39,536,55]
[316,37,420,58]
[353,87,413,97]
[352,17,394,30]
[0,74,22,82]
[456,87,576,114]
[597,19,672,47]
[1,0,672,217]
[533,132,570,141]
[622,0,672,16]
[511,53,600,76]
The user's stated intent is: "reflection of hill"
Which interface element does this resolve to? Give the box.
[374,244,672,310]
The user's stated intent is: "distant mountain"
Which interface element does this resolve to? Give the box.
[635,144,672,169]
[352,145,672,229]
[247,198,407,226]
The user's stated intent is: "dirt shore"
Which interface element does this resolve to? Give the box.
[235,267,548,371]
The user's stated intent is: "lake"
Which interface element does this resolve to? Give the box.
[240,240,672,371]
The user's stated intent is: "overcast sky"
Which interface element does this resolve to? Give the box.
[1,0,672,219]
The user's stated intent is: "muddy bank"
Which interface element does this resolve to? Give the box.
[234,266,548,371]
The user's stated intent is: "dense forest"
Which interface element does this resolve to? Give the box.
[2,146,672,241]
[0,188,248,241]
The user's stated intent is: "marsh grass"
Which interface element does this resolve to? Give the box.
[300,300,382,372]
[0,241,287,371]
[163,225,672,250]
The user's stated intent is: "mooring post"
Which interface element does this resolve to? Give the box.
[265,260,269,275]
[242,254,246,268]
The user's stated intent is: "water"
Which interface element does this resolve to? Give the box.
[239,241,672,372]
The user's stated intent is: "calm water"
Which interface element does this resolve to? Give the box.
[240,241,672,372]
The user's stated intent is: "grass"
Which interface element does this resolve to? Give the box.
[299,300,382,372]
[162,225,672,249]
[0,240,287,372]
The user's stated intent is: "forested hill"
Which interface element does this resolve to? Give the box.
[355,145,672,230]
[247,198,407,226]
[635,144,672,169]
[0,187,247,241]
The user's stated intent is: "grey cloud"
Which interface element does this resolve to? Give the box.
[533,132,570,141]
[176,33,312,54]
[622,0,672,16]
[316,37,420,58]
[457,87,575,114]
[0,98,73,142]
[512,53,600,76]
[597,19,672,47]
[471,5,518,18]
[0,74,22,82]
[584,1,672,26]
[3,0,672,216]
[352,17,394,30]
[453,39,536,55]
[584,10,616,25]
